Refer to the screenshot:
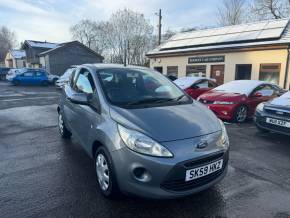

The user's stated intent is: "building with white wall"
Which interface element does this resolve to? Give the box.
[147,19,290,89]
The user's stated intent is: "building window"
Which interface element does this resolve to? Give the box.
[186,65,206,77]
[167,66,178,78]
[235,64,252,80]
[154,67,163,73]
[259,64,280,84]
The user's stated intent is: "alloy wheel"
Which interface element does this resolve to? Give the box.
[236,106,247,122]
[96,153,110,191]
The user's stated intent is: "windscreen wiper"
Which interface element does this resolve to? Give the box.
[126,98,173,106]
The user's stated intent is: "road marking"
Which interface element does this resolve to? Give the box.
[1,96,59,102]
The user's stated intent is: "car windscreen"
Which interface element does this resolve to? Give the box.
[97,68,191,108]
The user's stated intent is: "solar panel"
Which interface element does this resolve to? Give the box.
[159,19,289,50]
[257,28,285,39]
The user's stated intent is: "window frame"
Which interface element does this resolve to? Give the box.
[73,68,96,94]
[259,63,281,84]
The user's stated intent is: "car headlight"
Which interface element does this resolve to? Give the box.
[213,101,235,105]
[256,102,265,112]
[118,124,173,157]
[216,119,229,150]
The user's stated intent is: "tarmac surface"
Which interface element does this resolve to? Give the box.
[0,81,290,218]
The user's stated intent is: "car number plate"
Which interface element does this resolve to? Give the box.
[185,159,223,182]
[266,118,290,128]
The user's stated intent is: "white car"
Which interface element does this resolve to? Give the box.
[6,69,24,81]
[55,67,76,88]
[47,73,59,84]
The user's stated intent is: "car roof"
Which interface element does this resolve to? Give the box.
[81,63,150,71]
[213,80,274,96]
[174,77,214,89]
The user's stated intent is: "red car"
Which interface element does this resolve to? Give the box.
[174,77,217,99]
[197,80,285,123]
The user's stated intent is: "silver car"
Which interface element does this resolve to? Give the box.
[57,64,229,199]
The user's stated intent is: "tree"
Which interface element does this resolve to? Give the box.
[250,0,290,20]
[216,0,246,26]
[70,19,107,55]
[0,26,16,62]
[162,29,176,41]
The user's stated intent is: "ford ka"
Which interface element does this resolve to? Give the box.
[57,64,229,199]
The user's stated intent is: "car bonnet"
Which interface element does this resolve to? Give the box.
[109,102,221,142]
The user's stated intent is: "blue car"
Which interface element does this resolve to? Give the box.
[10,69,50,86]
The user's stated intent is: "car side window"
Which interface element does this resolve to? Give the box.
[253,85,275,97]
[195,80,209,88]
[23,71,34,77]
[75,70,95,94]
[36,72,43,77]
[208,81,217,88]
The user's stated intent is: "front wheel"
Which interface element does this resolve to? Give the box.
[233,105,248,123]
[58,112,71,138]
[95,147,119,198]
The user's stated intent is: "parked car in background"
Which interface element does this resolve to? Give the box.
[57,64,229,199]
[174,77,217,99]
[55,67,76,88]
[6,68,24,81]
[166,75,177,81]
[8,69,50,86]
[0,67,11,81]
[255,91,290,136]
[197,80,285,123]
[46,72,59,85]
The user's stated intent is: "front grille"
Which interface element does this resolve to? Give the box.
[161,170,223,192]
[264,108,290,118]
[160,151,228,192]
[199,99,214,104]
[184,152,224,168]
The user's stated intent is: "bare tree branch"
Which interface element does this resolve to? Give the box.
[216,0,246,26]
[0,26,17,62]
[250,0,290,20]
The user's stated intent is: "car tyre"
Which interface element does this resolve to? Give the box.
[233,105,248,123]
[58,112,71,138]
[95,146,119,199]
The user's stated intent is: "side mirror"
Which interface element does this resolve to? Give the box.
[253,92,262,97]
[68,93,88,105]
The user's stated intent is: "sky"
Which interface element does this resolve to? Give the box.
[0,0,221,45]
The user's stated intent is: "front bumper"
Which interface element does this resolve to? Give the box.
[206,104,238,121]
[255,111,290,136]
[111,135,229,199]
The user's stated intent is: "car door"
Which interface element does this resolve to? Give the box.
[66,68,101,153]
[35,71,44,84]
[247,84,277,116]
[190,80,212,99]
[20,71,35,84]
